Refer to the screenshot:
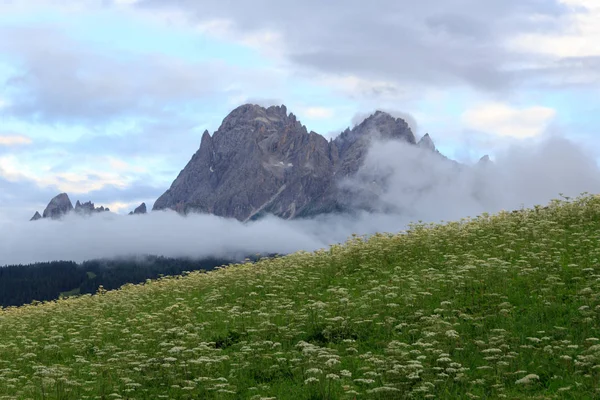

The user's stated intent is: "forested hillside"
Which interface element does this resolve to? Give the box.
[0,256,238,307]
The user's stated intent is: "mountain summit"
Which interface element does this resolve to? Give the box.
[417,133,436,152]
[42,193,73,219]
[153,104,427,221]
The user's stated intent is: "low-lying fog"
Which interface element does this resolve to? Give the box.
[2,135,600,266]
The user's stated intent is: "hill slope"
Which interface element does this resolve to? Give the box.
[2,194,600,399]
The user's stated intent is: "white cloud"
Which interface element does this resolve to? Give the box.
[190,18,285,58]
[0,135,32,146]
[508,0,600,59]
[462,103,556,138]
[318,74,408,101]
[0,24,285,123]
[113,0,139,6]
[301,107,335,119]
[107,157,146,173]
[102,200,143,214]
[0,155,130,193]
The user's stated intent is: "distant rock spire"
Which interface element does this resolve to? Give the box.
[42,193,73,219]
[417,133,436,152]
[30,193,109,221]
[30,211,42,221]
[477,154,492,166]
[129,202,147,215]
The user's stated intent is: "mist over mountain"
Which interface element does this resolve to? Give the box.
[4,104,600,266]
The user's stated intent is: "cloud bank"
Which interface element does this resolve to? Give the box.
[2,134,599,266]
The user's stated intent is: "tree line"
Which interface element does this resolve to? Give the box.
[0,255,257,307]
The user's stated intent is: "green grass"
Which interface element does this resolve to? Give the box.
[2,194,600,399]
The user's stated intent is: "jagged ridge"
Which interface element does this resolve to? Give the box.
[153,104,437,221]
[31,193,110,221]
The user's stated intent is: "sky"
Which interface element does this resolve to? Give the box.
[1,0,600,262]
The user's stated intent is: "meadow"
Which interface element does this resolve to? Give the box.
[1,194,600,399]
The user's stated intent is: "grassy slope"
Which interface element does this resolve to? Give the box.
[1,195,600,399]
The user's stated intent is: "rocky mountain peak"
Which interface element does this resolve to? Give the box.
[42,193,73,219]
[31,194,109,221]
[153,103,330,220]
[477,155,492,166]
[75,200,109,214]
[357,110,415,141]
[335,110,415,154]
[331,110,417,178]
[129,202,147,215]
[418,133,436,152]
[153,104,430,220]
[217,104,297,134]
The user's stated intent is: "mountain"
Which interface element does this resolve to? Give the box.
[75,200,110,214]
[29,104,466,222]
[30,211,42,221]
[31,193,110,221]
[417,133,436,152]
[153,104,441,221]
[42,193,74,219]
[477,154,492,166]
[129,202,147,215]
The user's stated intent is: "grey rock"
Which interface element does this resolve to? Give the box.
[154,104,337,220]
[74,200,109,215]
[42,193,74,219]
[417,133,436,152]
[153,104,419,220]
[129,202,147,215]
[477,154,492,166]
[31,194,109,220]
[333,110,416,177]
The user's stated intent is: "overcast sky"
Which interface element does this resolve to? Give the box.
[1,0,599,223]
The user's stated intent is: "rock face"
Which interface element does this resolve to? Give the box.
[31,194,109,221]
[153,104,422,220]
[42,193,74,219]
[30,211,42,221]
[417,133,436,152]
[129,202,147,215]
[74,200,109,215]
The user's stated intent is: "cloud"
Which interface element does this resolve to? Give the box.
[0,150,164,217]
[230,97,285,108]
[132,0,571,97]
[0,26,281,123]
[0,211,327,265]
[509,0,600,59]
[462,103,556,138]
[0,174,61,222]
[0,154,132,193]
[2,133,599,266]
[0,134,32,146]
[301,107,335,120]
[316,74,408,102]
[343,136,600,221]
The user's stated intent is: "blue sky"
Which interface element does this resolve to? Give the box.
[1,0,599,222]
